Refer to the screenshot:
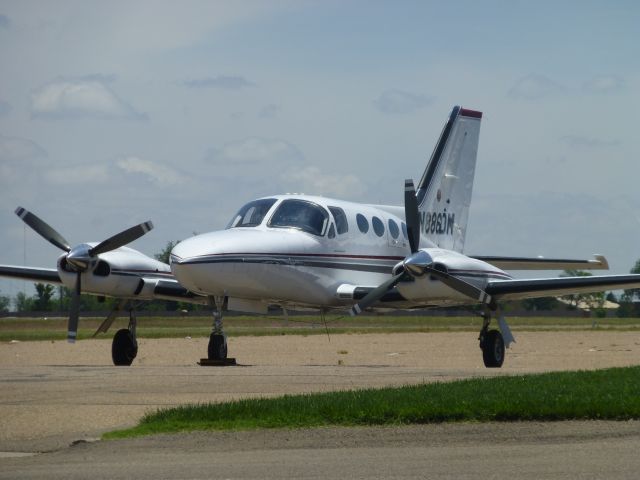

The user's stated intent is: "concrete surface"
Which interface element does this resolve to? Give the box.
[1,331,639,478]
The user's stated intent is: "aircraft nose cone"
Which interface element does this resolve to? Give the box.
[169,234,216,293]
[169,236,206,265]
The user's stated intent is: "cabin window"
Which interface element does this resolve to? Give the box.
[372,216,385,237]
[328,206,349,234]
[268,199,329,236]
[328,224,336,239]
[388,219,400,239]
[356,214,369,233]
[401,222,408,240]
[227,198,277,228]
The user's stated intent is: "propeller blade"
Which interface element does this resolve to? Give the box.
[350,272,405,316]
[88,221,154,257]
[404,180,420,253]
[15,207,71,252]
[68,273,81,343]
[426,267,493,305]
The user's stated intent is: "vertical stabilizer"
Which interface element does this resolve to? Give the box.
[416,106,482,253]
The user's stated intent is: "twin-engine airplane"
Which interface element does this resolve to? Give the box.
[3,105,640,367]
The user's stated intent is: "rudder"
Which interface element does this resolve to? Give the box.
[416,106,482,253]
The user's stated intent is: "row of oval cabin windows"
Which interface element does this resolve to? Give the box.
[354,213,407,240]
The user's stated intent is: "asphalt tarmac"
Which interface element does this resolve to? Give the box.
[1,331,639,478]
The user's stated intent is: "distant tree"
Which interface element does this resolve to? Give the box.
[621,259,640,302]
[0,292,10,313]
[560,269,604,310]
[606,292,618,303]
[522,297,559,311]
[155,240,180,264]
[33,283,55,311]
[15,291,35,312]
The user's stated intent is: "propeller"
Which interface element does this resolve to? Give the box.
[15,207,153,342]
[15,207,71,252]
[349,180,493,315]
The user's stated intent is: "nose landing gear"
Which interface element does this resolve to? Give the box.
[200,296,235,366]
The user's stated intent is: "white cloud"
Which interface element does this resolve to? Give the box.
[182,75,255,89]
[44,163,109,186]
[115,156,189,187]
[0,134,46,161]
[373,89,434,114]
[583,75,625,94]
[30,78,147,120]
[508,74,566,100]
[42,156,188,189]
[560,135,620,149]
[282,166,365,198]
[206,137,304,165]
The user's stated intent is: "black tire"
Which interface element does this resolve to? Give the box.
[481,329,505,368]
[208,333,227,360]
[112,328,138,366]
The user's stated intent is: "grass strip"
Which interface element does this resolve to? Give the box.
[105,366,640,439]
[3,315,640,342]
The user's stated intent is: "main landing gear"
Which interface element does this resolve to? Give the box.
[112,307,138,366]
[207,296,228,361]
[478,307,515,368]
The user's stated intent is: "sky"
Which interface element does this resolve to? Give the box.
[0,0,639,300]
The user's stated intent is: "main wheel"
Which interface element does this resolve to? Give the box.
[112,328,138,366]
[481,329,505,368]
[208,333,227,360]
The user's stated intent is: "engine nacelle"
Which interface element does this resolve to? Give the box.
[56,246,173,299]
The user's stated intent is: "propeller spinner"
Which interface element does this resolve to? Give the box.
[15,207,153,343]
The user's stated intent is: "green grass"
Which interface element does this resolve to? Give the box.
[2,314,639,342]
[105,366,640,439]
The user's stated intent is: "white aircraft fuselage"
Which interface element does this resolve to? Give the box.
[170,194,512,313]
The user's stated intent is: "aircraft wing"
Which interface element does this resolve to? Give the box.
[0,264,206,304]
[0,265,63,285]
[471,255,609,271]
[486,274,640,301]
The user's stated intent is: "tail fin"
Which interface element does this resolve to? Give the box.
[416,106,482,253]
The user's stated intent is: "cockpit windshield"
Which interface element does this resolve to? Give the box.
[268,199,329,236]
[226,198,277,229]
